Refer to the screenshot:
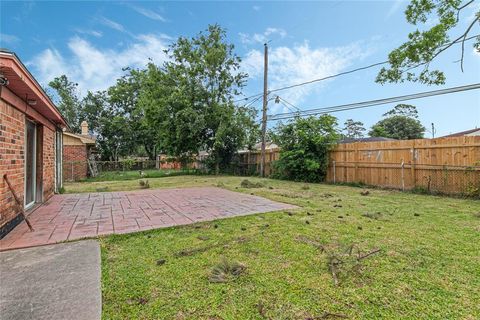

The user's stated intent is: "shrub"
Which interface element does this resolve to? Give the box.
[121,158,135,171]
[271,115,339,182]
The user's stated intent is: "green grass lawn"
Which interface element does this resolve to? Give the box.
[76,168,198,183]
[65,176,480,319]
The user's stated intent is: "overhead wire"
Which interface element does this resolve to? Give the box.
[268,83,480,121]
[234,34,480,104]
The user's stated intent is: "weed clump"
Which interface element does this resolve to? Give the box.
[362,212,383,220]
[240,179,264,188]
[326,243,381,286]
[139,180,150,189]
[208,257,246,283]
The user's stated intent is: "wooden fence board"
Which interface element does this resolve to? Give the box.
[238,136,480,195]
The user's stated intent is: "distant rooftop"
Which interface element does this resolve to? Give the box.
[440,128,480,138]
[338,137,396,144]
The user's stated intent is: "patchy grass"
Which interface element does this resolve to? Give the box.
[64,176,480,319]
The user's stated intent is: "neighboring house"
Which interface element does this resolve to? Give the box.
[0,50,68,238]
[440,128,480,138]
[63,121,96,181]
[238,142,280,154]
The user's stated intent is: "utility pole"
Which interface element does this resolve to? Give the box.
[431,123,435,139]
[260,43,268,178]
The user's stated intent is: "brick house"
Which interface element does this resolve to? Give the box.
[63,121,96,181]
[0,50,68,238]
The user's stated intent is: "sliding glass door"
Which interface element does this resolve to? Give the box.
[25,120,36,208]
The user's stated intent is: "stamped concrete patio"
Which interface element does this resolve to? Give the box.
[0,187,296,251]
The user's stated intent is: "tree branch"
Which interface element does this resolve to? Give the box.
[401,31,479,75]
[456,0,475,22]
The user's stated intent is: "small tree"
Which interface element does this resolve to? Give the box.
[342,119,366,139]
[272,115,339,182]
[369,104,425,140]
[383,104,419,118]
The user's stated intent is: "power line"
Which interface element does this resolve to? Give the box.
[234,60,388,103]
[270,61,389,94]
[234,92,263,103]
[277,96,301,112]
[242,94,263,108]
[278,100,299,114]
[268,83,480,121]
[234,34,480,104]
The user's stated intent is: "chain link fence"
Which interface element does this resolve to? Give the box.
[63,160,201,182]
[328,161,480,197]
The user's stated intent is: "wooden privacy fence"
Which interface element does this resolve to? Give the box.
[326,136,480,194]
[238,136,480,195]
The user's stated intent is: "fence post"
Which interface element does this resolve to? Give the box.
[354,143,359,183]
[333,160,336,184]
[401,161,405,191]
[411,140,416,189]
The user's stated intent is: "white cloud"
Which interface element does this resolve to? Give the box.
[98,16,125,32]
[253,5,261,11]
[240,27,287,45]
[0,33,20,44]
[74,29,103,38]
[131,6,167,22]
[386,0,405,19]
[242,42,367,113]
[29,35,170,94]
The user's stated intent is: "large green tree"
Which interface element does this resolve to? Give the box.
[48,75,82,132]
[369,104,425,139]
[272,115,339,182]
[138,24,257,171]
[107,68,158,160]
[377,0,479,85]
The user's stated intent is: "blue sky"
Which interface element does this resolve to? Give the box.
[1,0,479,136]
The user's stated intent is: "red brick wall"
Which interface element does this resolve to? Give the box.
[43,127,55,199]
[63,145,88,181]
[0,99,25,228]
[0,99,57,229]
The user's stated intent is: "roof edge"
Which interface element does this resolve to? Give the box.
[0,49,70,129]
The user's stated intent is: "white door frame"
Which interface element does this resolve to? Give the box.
[24,119,36,209]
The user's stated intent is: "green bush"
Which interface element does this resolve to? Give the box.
[121,158,135,171]
[271,115,339,182]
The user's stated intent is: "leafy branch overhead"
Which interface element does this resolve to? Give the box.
[376,0,480,85]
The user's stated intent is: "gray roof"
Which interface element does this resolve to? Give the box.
[338,137,396,144]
